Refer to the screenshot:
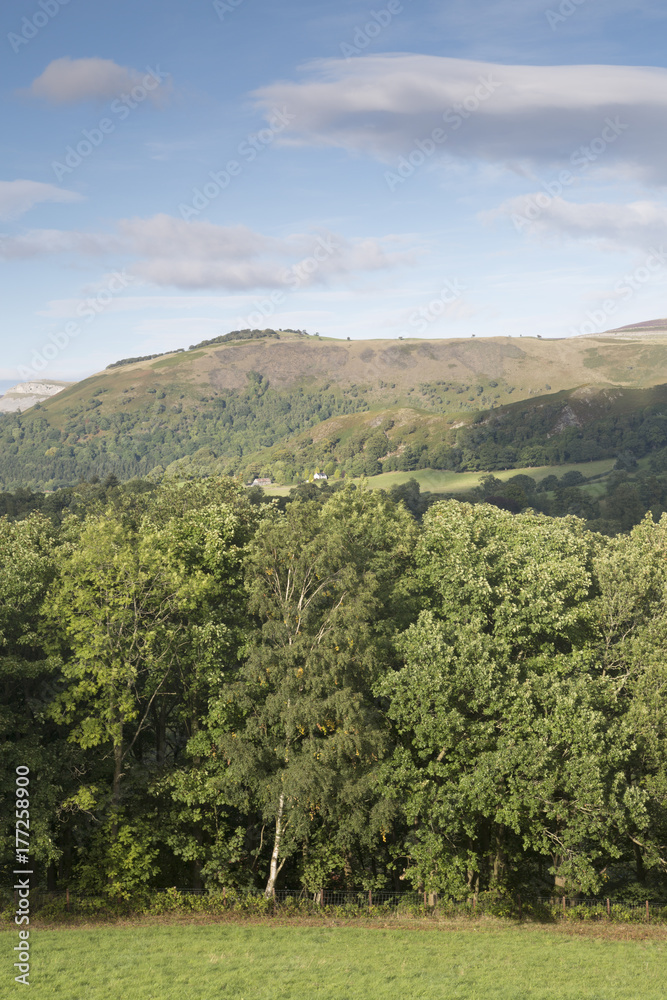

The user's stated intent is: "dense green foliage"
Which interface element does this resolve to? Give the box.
[3,457,665,539]
[453,459,667,535]
[2,365,667,496]
[106,350,185,369]
[187,327,285,349]
[106,327,290,367]
[2,477,667,902]
[0,378,380,490]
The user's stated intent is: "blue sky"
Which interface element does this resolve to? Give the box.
[2,0,667,385]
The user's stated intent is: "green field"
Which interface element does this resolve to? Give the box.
[9,921,666,999]
[262,460,616,497]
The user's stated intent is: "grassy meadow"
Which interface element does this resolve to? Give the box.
[8,920,666,999]
[262,459,617,497]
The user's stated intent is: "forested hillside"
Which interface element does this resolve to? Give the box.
[4,329,667,491]
[3,478,667,901]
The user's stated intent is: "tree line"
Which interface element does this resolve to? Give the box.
[2,478,667,901]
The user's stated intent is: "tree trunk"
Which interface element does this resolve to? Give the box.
[264,792,286,898]
[47,862,57,891]
[552,853,566,891]
[192,824,203,890]
[156,698,167,768]
[477,820,491,892]
[108,689,124,840]
[492,824,506,887]
[111,733,123,841]
[344,852,354,890]
[467,835,480,898]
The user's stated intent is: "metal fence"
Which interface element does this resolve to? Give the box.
[7,887,667,921]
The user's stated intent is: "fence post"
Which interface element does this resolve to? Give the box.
[517,893,522,920]
[606,897,610,919]
[368,888,372,911]
[562,895,566,915]
[646,900,650,922]
[320,888,324,908]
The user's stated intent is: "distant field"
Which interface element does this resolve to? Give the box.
[262,460,617,497]
[15,921,667,999]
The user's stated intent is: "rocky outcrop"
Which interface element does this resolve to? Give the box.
[0,380,70,413]
[548,404,582,437]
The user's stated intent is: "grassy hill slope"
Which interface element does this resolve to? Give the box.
[3,328,667,489]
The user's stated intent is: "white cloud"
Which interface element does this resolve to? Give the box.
[0,213,415,290]
[22,57,170,106]
[0,228,114,259]
[0,180,83,221]
[252,55,667,182]
[117,216,274,261]
[485,195,667,251]
[126,217,415,289]
[0,229,75,258]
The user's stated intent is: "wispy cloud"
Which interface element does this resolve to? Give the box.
[0,180,83,221]
[253,55,667,183]
[21,56,171,106]
[484,196,667,251]
[0,228,114,259]
[0,214,416,290]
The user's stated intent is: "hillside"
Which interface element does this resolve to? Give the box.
[2,327,667,489]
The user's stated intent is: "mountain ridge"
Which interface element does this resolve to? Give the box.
[2,325,667,490]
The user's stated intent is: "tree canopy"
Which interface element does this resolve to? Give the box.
[2,478,667,901]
